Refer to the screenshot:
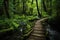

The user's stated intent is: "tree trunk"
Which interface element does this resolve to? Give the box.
[36,0,41,18]
[4,0,10,18]
[13,0,16,13]
[23,0,26,14]
[42,0,47,12]
[31,0,34,4]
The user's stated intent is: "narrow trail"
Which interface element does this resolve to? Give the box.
[26,18,47,40]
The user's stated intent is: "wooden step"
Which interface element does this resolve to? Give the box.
[34,26,43,28]
[34,29,45,31]
[33,31,45,34]
[33,28,45,31]
[35,24,40,25]
[28,38,45,40]
[35,24,42,26]
[31,33,45,37]
[30,36,45,38]
[27,36,45,40]
[27,38,35,40]
[33,28,43,30]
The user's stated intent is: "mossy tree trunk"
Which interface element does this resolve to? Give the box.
[4,0,10,18]
[36,0,41,18]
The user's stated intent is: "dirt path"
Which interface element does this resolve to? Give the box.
[26,18,47,40]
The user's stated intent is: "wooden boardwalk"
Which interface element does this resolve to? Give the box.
[26,18,47,40]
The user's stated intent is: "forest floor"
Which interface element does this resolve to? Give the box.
[26,18,47,40]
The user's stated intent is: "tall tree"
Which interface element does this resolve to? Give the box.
[4,0,10,18]
[36,0,41,18]
[48,0,52,15]
[42,0,52,15]
[31,0,34,4]
[23,0,26,14]
[13,0,16,13]
[42,0,47,12]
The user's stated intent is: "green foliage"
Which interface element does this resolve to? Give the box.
[0,0,40,33]
[1,0,60,39]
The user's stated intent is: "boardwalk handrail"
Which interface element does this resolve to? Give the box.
[40,18,48,22]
